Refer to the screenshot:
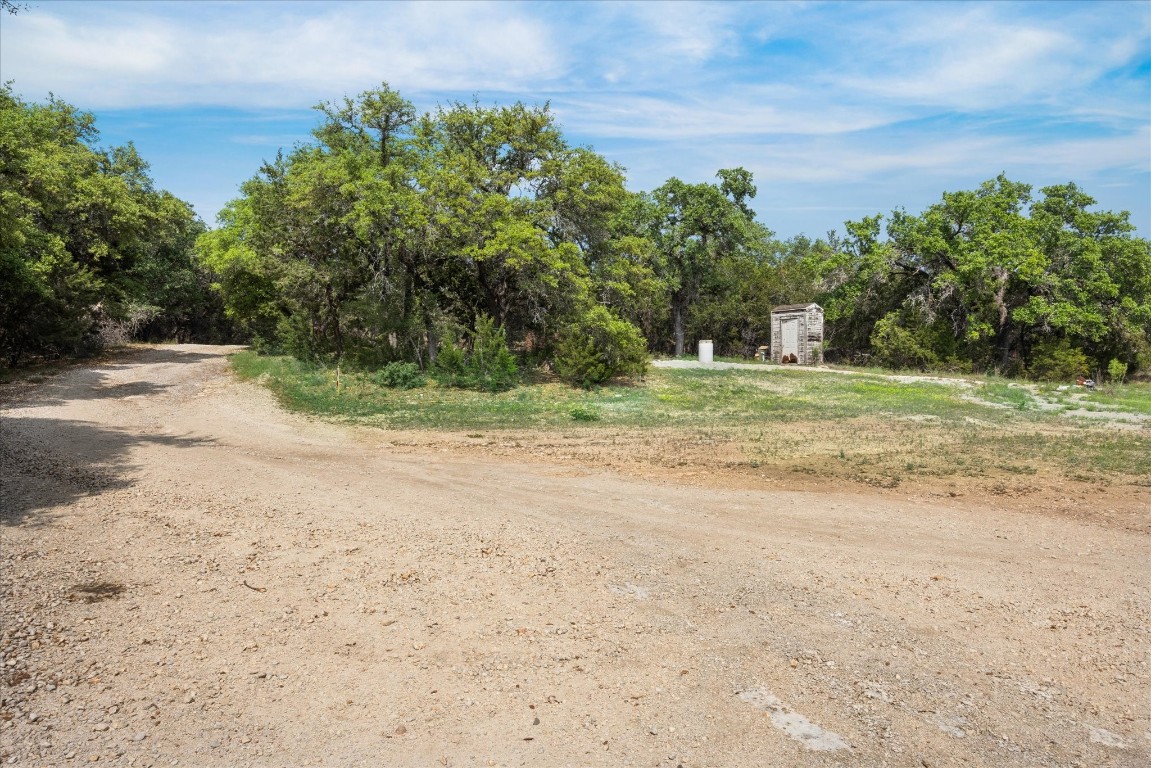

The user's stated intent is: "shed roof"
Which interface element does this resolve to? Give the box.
[771,303,822,313]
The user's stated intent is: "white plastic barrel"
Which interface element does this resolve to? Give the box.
[698,340,713,364]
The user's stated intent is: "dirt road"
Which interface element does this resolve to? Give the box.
[2,345,1148,767]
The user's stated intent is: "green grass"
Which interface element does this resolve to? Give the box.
[1078,383,1151,414]
[230,352,1151,483]
[979,382,1037,410]
[231,352,635,429]
[231,351,1026,429]
[986,429,1151,477]
[1032,381,1151,417]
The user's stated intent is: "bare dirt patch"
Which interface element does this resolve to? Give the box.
[2,345,1148,766]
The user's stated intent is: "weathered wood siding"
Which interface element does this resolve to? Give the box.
[770,304,824,365]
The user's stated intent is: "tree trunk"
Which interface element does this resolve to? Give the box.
[325,284,343,363]
[673,303,686,357]
[475,260,505,327]
[998,320,1014,371]
[425,317,438,366]
[992,267,1011,371]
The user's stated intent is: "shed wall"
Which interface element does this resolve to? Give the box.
[770,305,824,364]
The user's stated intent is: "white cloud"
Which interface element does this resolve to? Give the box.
[2,0,1144,237]
[832,5,1149,113]
[0,1,562,108]
[619,1,739,62]
[605,122,1149,197]
[556,90,898,142]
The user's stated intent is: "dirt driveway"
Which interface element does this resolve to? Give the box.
[2,345,1148,767]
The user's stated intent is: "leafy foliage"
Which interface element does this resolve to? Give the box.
[1107,358,1128,384]
[1029,338,1090,381]
[554,305,648,388]
[814,175,1150,374]
[432,315,519,392]
[371,362,425,389]
[869,312,939,370]
[197,85,636,379]
[7,79,1147,387]
[642,170,767,355]
[0,86,226,367]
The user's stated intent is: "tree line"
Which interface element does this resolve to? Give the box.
[3,84,1148,383]
[1,85,229,367]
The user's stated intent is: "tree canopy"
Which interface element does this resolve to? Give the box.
[5,82,1148,383]
[0,85,226,367]
[811,175,1150,374]
[196,85,649,381]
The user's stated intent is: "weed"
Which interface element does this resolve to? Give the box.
[71,581,126,603]
[980,382,1035,410]
[997,463,1038,475]
[570,406,601,422]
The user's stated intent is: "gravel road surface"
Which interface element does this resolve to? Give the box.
[2,345,1147,767]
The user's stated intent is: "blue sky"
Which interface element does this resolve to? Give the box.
[2,0,1148,240]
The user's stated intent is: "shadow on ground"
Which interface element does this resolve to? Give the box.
[0,416,207,527]
[1,347,225,409]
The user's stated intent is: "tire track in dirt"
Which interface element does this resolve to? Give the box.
[2,345,1148,767]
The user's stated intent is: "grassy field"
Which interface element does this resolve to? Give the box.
[230,352,1151,494]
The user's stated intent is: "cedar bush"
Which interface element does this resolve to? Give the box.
[432,315,519,392]
[1029,338,1090,381]
[372,362,425,389]
[869,313,938,370]
[554,306,648,388]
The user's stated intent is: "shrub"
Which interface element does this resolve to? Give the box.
[1107,358,1128,384]
[469,315,519,391]
[432,316,519,392]
[432,343,466,375]
[554,334,607,389]
[372,362,424,389]
[569,405,601,422]
[554,306,648,388]
[94,302,160,348]
[276,313,319,362]
[1029,338,1090,381]
[869,313,938,370]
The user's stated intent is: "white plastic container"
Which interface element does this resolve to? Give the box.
[698,340,713,364]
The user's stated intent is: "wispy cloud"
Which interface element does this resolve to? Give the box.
[556,90,897,142]
[1,0,1145,237]
[825,3,1150,115]
[1,1,561,108]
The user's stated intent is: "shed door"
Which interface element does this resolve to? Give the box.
[781,318,799,358]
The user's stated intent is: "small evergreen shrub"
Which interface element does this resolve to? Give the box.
[554,334,608,389]
[1107,358,1128,384]
[869,313,938,370]
[469,315,519,392]
[1029,338,1090,381]
[431,316,519,392]
[432,344,467,379]
[372,362,425,389]
[554,306,648,389]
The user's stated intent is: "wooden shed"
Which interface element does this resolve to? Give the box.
[770,303,824,365]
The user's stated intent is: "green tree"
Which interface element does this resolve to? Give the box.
[1,86,217,367]
[646,169,765,356]
[1024,183,1150,371]
[821,175,1150,373]
[414,100,597,347]
[197,85,641,382]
